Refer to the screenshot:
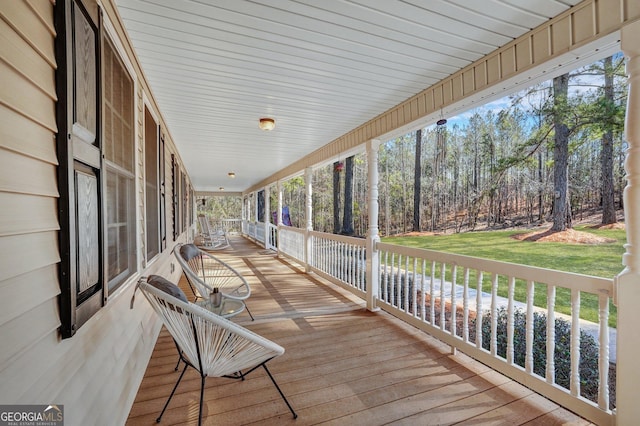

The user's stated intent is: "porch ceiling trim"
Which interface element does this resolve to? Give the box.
[246,0,640,194]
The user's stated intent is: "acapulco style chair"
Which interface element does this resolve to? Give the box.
[174,243,254,320]
[134,277,297,425]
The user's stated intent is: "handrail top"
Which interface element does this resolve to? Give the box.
[377,241,613,295]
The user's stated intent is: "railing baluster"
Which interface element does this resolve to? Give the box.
[394,253,400,308]
[351,244,356,286]
[526,280,535,374]
[598,293,610,410]
[421,259,426,321]
[475,271,483,349]
[390,253,396,307]
[507,276,515,365]
[382,250,388,302]
[490,273,498,356]
[430,261,436,324]
[404,255,409,313]
[359,246,364,290]
[570,289,581,397]
[440,263,446,330]
[359,245,362,291]
[463,267,470,342]
[411,257,420,317]
[546,284,556,384]
[451,265,457,338]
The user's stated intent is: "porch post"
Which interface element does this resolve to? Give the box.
[242,195,247,234]
[304,167,313,273]
[277,180,283,256]
[264,185,270,248]
[253,191,258,223]
[616,20,640,425]
[277,181,283,227]
[366,139,381,311]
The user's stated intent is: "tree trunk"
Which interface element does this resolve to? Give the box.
[342,155,355,235]
[333,161,341,234]
[538,151,543,221]
[551,73,572,232]
[413,129,422,231]
[601,56,618,225]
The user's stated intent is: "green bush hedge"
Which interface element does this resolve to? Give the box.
[471,307,602,403]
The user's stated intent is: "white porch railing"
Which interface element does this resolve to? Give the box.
[213,218,242,234]
[255,221,266,244]
[376,242,614,426]
[308,231,366,298]
[278,226,305,263]
[245,221,256,239]
[241,225,615,424]
[266,223,278,251]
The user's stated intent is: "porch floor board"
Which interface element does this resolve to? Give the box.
[126,236,593,425]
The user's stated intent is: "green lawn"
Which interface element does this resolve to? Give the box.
[383,225,626,327]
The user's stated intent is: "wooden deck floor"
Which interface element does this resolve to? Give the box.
[126,236,593,426]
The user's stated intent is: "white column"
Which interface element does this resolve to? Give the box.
[616,20,640,425]
[304,167,313,272]
[277,181,283,226]
[277,181,283,256]
[366,139,381,311]
[264,185,270,248]
[242,195,247,234]
[253,191,258,223]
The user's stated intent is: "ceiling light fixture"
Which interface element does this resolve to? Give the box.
[259,117,275,131]
[228,172,236,178]
[219,187,225,191]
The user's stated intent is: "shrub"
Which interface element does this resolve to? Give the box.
[471,307,601,403]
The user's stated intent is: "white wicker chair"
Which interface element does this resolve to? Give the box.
[174,243,254,320]
[135,278,297,425]
[197,214,230,250]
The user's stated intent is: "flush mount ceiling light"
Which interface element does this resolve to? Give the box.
[219,187,225,191]
[259,117,275,131]
[228,172,236,178]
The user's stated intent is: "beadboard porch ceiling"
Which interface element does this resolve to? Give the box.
[115,0,586,193]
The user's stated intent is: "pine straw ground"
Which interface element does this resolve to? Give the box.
[401,216,625,244]
[512,222,623,244]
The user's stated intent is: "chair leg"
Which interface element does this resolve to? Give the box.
[197,374,206,426]
[157,363,189,423]
[245,303,255,321]
[262,364,297,419]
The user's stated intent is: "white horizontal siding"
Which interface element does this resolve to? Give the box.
[0,1,189,426]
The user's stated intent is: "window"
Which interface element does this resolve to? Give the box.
[103,35,135,291]
[144,106,160,260]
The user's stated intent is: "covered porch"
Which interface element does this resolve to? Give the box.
[2,1,640,425]
[127,236,591,425]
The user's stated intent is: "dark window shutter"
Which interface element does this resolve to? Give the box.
[55,0,104,338]
[160,133,166,250]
